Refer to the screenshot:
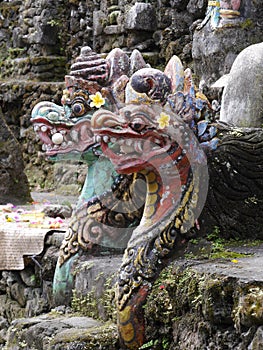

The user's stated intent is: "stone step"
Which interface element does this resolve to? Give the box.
[5,313,119,350]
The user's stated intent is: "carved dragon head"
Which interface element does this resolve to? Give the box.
[91,103,186,173]
[30,47,112,160]
[91,56,218,175]
[90,57,219,241]
[30,46,149,163]
[31,96,98,158]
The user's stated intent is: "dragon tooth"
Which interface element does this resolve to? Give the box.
[51,132,64,145]
[50,128,57,135]
[70,129,79,142]
[34,125,40,131]
[135,140,143,152]
[41,125,48,132]
[96,136,101,143]
[103,135,109,143]
[125,139,133,146]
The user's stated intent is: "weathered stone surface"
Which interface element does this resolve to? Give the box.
[0,108,31,205]
[5,314,116,350]
[248,326,263,350]
[0,294,25,323]
[0,237,60,324]
[187,0,207,18]
[0,316,8,345]
[144,244,263,349]
[196,124,263,241]
[192,0,263,88]
[125,3,156,32]
[220,43,263,127]
[72,255,122,321]
[1,246,262,349]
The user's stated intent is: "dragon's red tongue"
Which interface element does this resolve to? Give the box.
[38,131,52,146]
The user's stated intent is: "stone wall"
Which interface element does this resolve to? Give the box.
[1,0,261,82]
[0,107,31,204]
[0,0,208,81]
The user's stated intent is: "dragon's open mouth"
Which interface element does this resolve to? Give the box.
[32,118,95,156]
[94,131,179,173]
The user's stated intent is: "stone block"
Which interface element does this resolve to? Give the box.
[220,43,263,127]
[125,2,157,32]
[104,25,122,35]
[93,10,104,36]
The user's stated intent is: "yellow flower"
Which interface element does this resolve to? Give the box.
[157,112,170,129]
[231,259,239,263]
[61,89,70,104]
[89,91,105,108]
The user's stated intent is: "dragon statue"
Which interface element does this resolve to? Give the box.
[91,55,263,348]
[31,46,148,302]
[90,56,219,349]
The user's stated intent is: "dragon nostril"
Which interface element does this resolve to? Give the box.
[125,111,131,119]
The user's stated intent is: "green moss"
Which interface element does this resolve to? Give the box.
[144,260,262,347]
[71,275,117,322]
[233,286,263,332]
[7,47,26,59]
[47,19,62,27]
[209,250,251,259]
[240,18,254,29]
[47,321,119,350]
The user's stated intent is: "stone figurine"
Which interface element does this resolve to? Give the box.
[197,0,241,30]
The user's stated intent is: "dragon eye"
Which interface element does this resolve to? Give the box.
[132,123,143,131]
[130,118,146,132]
[72,102,86,116]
